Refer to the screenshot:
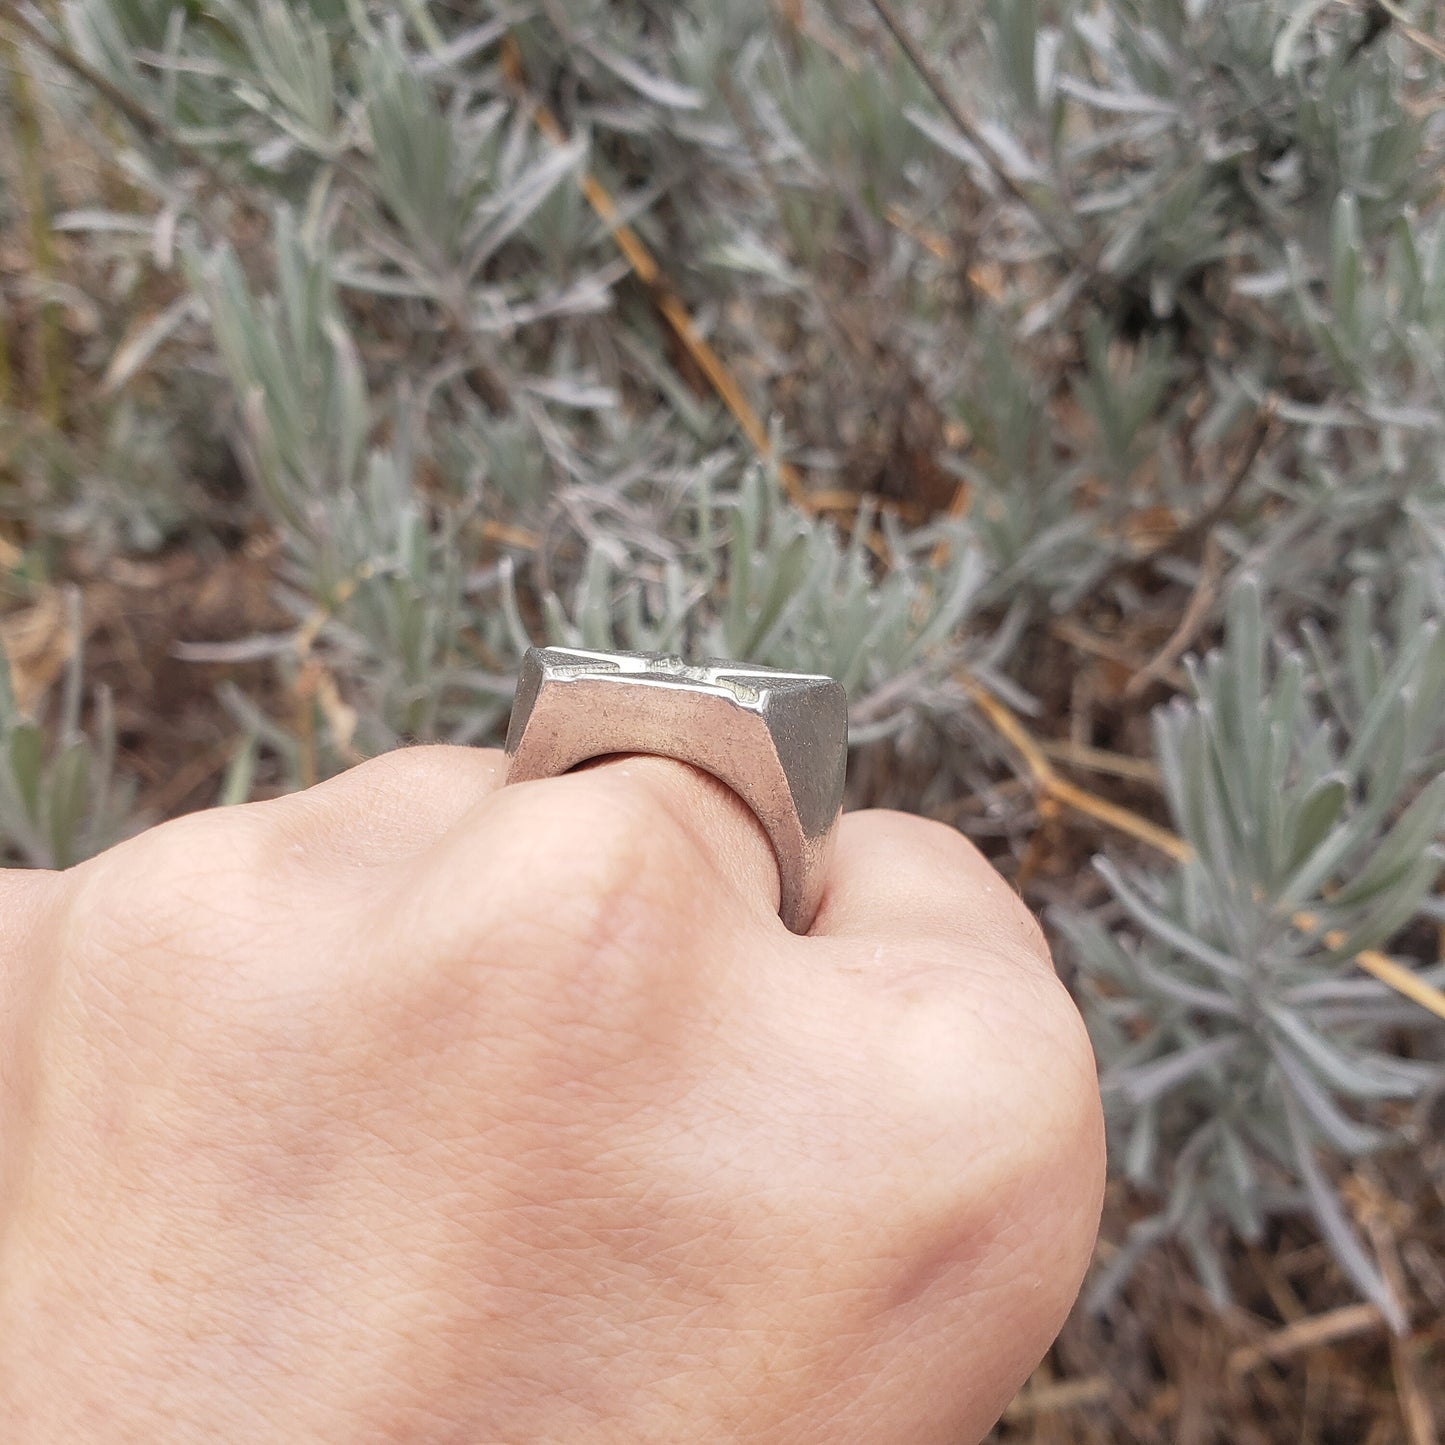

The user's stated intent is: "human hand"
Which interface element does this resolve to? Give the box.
[0,746,1103,1443]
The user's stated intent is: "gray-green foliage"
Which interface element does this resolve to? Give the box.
[0,595,134,869]
[1060,577,1445,1330]
[530,464,994,734]
[6,0,1445,1319]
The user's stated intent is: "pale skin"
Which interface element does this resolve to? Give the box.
[0,746,1104,1443]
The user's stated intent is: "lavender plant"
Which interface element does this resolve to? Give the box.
[1061,576,1445,1329]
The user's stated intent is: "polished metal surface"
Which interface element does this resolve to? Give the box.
[503,647,848,934]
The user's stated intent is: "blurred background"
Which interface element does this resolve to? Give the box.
[1,0,1443,1438]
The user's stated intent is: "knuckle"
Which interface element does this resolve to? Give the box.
[1007,975,1103,1162]
[923,818,1052,966]
[417,778,690,1041]
[904,810,971,852]
[54,809,382,1087]
[507,775,682,929]
[508,781,678,949]
[59,806,294,970]
[998,889,1053,971]
[332,743,492,796]
[870,810,1054,968]
[970,883,1054,976]
[881,958,1103,1209]
[977,976,1105,1280]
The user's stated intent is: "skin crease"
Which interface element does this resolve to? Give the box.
[0,746,1104,1444]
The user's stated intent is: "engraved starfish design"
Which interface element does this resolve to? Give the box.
[538,648,832,708]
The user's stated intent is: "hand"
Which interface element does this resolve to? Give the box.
[0,746,1103,1443]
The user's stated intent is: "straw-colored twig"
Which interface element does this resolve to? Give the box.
[863,0,1087,270]
[1125,532,1225,700]
[1292,909,1445,1026]
[1354,1174,1439,1445]
[966,678,1190,859]
[1374,0,1445,64]
[480,519,542,551]
[1039,737,1161,784]
[501,38,811,515]
[1227,1302,1386,1375]
[1002,1373,1110,1419]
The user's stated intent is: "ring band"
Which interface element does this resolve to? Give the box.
[503,647,848,934]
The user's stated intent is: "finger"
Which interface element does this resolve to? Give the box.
[262,745,507,869]
[353,750,785,1047]
[385,748,784,973]
[570,754,782,925]
[809,809,1051,969]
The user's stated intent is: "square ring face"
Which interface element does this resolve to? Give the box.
[506,648,847,833]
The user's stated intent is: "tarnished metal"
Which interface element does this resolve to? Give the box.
[503,647,848,934]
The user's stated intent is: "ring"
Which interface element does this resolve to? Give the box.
[503,647,848,934]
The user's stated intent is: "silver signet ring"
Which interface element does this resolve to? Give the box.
[503,647,848,935]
